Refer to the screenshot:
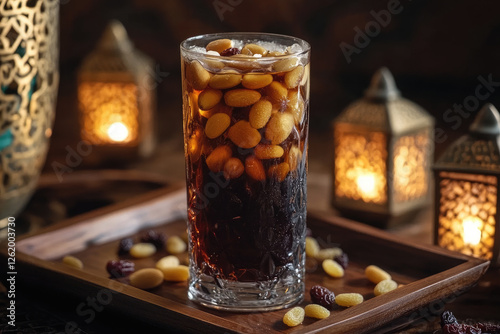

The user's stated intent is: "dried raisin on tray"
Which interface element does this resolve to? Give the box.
[310,285,335,309]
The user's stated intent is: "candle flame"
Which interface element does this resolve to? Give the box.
[107,122,130,142]
[462,217,482,246]
[356,172,378,199]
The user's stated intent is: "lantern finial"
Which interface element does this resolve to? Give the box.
[364,67,400,101]
[469,103,500,136]
[97,20,133,52]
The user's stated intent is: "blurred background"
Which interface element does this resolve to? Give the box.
[47,0,500,173]
[3,2,500,332]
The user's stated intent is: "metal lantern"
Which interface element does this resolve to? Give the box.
[332,68,434,226]
[434,103,500,266]
[77,20,156,161]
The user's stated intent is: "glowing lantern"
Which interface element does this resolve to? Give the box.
[77,20,156,160]
[332,68,434,226]
[434,103,500,266]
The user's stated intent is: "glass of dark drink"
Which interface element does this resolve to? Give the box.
[181,33,310,311]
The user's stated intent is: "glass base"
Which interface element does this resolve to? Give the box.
[188,273,304,312]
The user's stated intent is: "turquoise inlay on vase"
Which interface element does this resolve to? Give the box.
[0,129,13,151]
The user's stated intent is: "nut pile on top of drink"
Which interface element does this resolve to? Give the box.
[183,38,310,183]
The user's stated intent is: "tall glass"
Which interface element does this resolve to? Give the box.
[181,33,310,311]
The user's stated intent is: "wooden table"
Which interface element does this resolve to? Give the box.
[1,134,499,333]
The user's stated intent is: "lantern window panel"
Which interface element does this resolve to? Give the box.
[78,82,139,145]
[334,129,388,204]
[437,171,496,260]
[393,130,431,203]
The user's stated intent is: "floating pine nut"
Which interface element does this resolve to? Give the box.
[273,57,299,72]
[245,156,266,181]
[201,57,225,71]
[63,255,83,269]
[255,144,284,159]
[265,81,288,103]
[206,145,232,172]
[130,243,157,258]
[286,145,302,171]
[268,162,290,182]
[198,88,222,110]
[249,99,272,129]
[186,61,211,91]
[228,120,261,148]
[266,50,286,57]
[322,259,344,278]
[305,236,320,257]
[156,256,180,271]
[315,247,343,261]
[242,74,273,89]
[286,90,305,125]
[187,130,202,163]
[304,304,330,319]
[166,236,187,254]
[284,65,305,89]
[209,73,242,89]
[241,43,267,56]
[129,268,164,290]
[205,113,230,139]
[224,89,261,107]
[225,54,261,70]
[283,306,305,327]
[365,265,392,284]
[161,265,190,282]
[206,38,233,53]
[199,103,232,119]
[224,157,245,179]
[265,112,295,144]
[374,279,398,296]
[335,293,364,307]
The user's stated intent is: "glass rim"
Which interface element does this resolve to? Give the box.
[180,32,311,59]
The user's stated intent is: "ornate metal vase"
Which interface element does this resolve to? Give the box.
[0,0,59,219]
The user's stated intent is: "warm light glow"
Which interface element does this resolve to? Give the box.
[78,82,139,145]
[107,122,129,142]
[437,172,497,260]
[462,217,482,246]
[356,172,378,200]
[393,132,430,202]
[334,131,387,204]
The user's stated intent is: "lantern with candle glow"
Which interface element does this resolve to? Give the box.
[77,20,156,161]
[331,68,434,226]
[434,103,500,266]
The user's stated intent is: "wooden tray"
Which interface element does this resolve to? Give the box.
[5,186,489,333]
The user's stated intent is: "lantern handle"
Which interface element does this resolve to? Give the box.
[364,67,400,101]
[97,20,133,53]
[469,103,500,136]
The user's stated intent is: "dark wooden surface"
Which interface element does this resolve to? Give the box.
[1,136,499,333]
[1,185,492,334]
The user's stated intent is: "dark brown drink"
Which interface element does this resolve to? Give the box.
[181,33,310,311]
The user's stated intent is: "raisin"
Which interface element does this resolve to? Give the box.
[441,312,500,334]
[118,237,134,255]
[310,285,335,309]
[478,323,500,333]
[140,230,166,249]
[304,304,330,319]
[106,260,135,278]
[220,47,241,56]
[441,311,458,327]
[283,306,305,327]
[442,324,463,334]
[442,323,482,334]
[334,252,349,269]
